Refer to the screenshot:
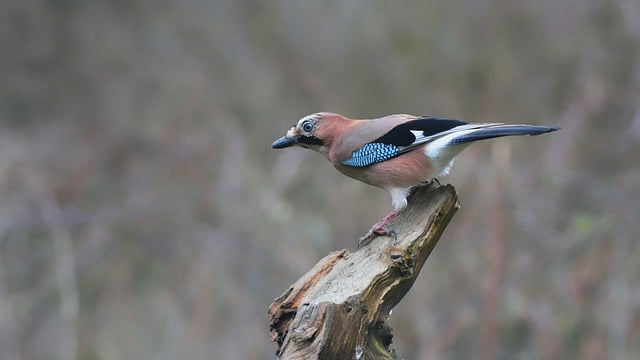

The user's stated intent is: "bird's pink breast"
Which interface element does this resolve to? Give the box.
[334,147,433,190]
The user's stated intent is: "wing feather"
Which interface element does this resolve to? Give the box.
[343,117,485,167]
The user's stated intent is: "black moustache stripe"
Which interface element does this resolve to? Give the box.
[298,136,324,146]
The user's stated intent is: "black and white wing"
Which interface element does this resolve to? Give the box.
[342,116,559,167]
[343,117,473,167]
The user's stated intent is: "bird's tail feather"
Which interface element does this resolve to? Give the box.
[448,125,560,146]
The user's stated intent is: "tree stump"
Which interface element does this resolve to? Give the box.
[268,180,459,359]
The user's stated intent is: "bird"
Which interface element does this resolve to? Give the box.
[272,112,560,247]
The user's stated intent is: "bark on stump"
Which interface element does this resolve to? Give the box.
[269,180,459,359]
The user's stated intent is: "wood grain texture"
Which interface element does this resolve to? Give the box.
[269,180,459,359]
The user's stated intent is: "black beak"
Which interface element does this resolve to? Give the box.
[271,135,300,149]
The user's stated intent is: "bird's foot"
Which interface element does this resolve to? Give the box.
[358,227,396,248]
[421,178,440,186]
[357,210,400,248]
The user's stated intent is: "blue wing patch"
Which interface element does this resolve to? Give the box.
[342,143,400,167]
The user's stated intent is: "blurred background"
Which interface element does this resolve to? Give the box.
[1,0,639,359]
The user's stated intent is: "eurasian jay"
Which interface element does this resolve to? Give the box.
[272,112,559,247]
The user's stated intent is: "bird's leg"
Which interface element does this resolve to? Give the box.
[358,210,399,248]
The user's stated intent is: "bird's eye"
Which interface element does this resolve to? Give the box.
[301,121,314,132]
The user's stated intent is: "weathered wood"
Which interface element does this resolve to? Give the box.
[269,180,459,359]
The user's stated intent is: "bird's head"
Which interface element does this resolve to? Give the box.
[271,112,347,154]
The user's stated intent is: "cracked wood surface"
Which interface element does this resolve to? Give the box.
[269,180,459,359]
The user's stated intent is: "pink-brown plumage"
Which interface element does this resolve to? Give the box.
[272,112,559,246]
[335,146,434,191]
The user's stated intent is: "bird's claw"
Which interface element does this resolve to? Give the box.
[358,227,397,248]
